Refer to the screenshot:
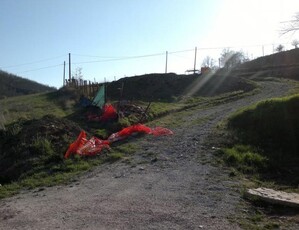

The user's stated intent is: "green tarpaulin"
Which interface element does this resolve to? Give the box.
[91,85,105,108]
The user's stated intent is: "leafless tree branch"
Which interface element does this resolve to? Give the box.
[281,12,299,35]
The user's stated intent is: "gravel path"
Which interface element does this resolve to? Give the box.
[0,81,294,230]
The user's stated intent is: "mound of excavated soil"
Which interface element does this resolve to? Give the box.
[107,73,254,101]
[0,115,83,184]
[233,49,299,80]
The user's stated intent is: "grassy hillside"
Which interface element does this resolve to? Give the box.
[0,89,78,128]
[0,70,56,99]
[224,94,299,185]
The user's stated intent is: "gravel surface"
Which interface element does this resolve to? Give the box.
[0,80,295,230]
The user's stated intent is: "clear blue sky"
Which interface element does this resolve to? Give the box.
[0,0,298,88]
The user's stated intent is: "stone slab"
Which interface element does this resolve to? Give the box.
[245,187,299,208]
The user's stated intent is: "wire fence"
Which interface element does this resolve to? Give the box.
[0,42,297,87]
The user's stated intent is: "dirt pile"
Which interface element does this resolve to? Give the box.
[234,48,299,80]
[0,115,83,184]
[107,73,254,101]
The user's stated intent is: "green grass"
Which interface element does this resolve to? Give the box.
[228,94,299,159]
[147,90,250,128]
[148,101,186,118]
[0,92,74,126]
[214,90,299,229]
[0,148,127,199]
[0,117,138,200]
[225,93,299,186]
[113,143,138,155]
[235,210,282,230]
[220,145,267,173]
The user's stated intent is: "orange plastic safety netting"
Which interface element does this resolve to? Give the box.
[64,131,87,159]
[64,124,173,158]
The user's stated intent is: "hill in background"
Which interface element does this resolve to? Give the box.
[234,48,299,80]
[0,70,56,99]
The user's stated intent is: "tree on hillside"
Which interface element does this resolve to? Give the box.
[281,12,299,35]
[292,39,299,48]
[72,67,83,80]
[220,49,248,69]
[276,44,284,52]
[201,56,217,69]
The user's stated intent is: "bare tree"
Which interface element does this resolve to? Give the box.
[291,39,299,48]
[72,67,83,80]
[220,49,248,69]
[201,56,216,68]
[281,12,299,35]
[276,44,284,52]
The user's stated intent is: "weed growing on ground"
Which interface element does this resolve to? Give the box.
[94,129,109,139]
[221,145,267,174]
[0,183,21,199]
[113,143,138,155]
[104,152,124,163]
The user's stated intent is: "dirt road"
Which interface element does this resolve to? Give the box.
[0,80,295,229]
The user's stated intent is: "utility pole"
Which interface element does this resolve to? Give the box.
[262,45,265,56]
[193,47,197,74]
[165,51,168,74]
[68,53,71,81]
[63,61,66,86]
